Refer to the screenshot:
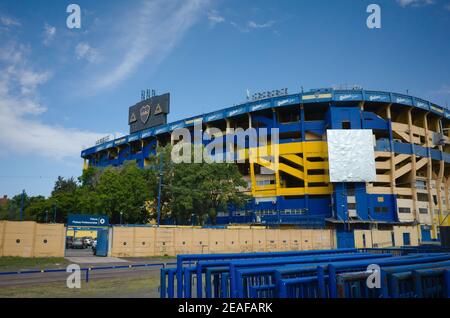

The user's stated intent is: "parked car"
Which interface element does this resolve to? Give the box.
[66,236,74,249]
[72,238,85,249]
[82,237,93,247]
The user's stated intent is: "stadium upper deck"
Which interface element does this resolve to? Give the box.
[81,88,450,243]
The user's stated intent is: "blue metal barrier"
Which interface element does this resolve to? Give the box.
[327,254,450,298]
[230,253,391,298]
[175,248,357,297]
[195,251,375,298]
[413,267,450,298]
[162,248,450,299]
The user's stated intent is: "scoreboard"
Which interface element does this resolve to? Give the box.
[129,93,170,134]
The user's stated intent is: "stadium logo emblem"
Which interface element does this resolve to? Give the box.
[99,218,105,225]
[140,104,151,123]
[129,112,137,123]
[154,103,163,115]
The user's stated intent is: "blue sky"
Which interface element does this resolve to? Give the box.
[0,0,449,197]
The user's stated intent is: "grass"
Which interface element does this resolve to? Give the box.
[0,275,161,298]
[0,257,69,271]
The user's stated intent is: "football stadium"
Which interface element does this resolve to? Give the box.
[81,87,450,248]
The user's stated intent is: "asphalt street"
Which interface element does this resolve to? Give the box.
[0,253,176,288]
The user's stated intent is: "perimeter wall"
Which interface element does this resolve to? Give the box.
[110,226,335,257]
[0,221,65,257]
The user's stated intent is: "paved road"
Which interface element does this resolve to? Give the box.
[0,257,175,288]
[65,247,95,257]
[0,266,162,287]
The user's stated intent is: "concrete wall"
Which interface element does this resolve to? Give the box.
[0,221,424,258]
[0,221,65,257]
[110,226,335,257]
[354,226,419,248]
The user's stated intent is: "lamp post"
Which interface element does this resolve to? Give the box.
[45,210,48,223]
[120,211,123,225]
[19,189,25,221]
[156,152,163,227]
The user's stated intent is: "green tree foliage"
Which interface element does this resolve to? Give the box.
[147,145,249,225]
[4,144,248,225]
[94,161,152,224]
[1,192,31,221]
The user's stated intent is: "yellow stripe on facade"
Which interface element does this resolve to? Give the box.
[238,141,332,197]
[302,93,333,101]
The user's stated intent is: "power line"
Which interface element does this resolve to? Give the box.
[0,176,60,179]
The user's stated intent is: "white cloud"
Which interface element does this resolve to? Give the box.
[0,42,105,159]
[229,19,276,33]
[75,42,101,63]
[247,20,275,29]
[396,0,434,7]
[230,21,249,33]
[0,15,21,27]
[42,23,56,46]
[207,10,225,26]
[93,0,209,90]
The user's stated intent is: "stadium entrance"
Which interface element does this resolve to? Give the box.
[65,214,109,257]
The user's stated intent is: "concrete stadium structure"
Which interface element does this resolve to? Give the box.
[81,88,450,247]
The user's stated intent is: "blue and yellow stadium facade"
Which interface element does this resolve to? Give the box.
[81,88,450,246]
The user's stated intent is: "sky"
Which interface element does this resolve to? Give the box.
[0,0,449,198]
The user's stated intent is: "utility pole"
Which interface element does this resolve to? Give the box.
[156,151,163,227]
[53,205,57,223]
[19,189,25,221]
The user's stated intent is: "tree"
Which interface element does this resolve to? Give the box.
[94,161,153,224]
[4,143,249,226]
[6,192,30,220]
[52,176,77,195]
[26,196,53,222]
[170,160,248,225]
[78,166,99,189]
[51,176,79,223]
[146,144,249,225]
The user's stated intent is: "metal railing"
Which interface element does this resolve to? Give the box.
[161,247,450,299]
[0,262,177,283]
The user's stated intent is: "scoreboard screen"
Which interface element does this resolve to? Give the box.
[129,93,170,133]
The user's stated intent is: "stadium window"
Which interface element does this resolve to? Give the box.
[417,193,428,202]
[342,121,351,129]
[398,207,411,214]
[433,195,438,205]
[419,208,428,214]
[375,207,388,213]
[415,180,426,190]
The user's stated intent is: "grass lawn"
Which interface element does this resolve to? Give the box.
[0,275,160,298]
[0,257,69,271]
